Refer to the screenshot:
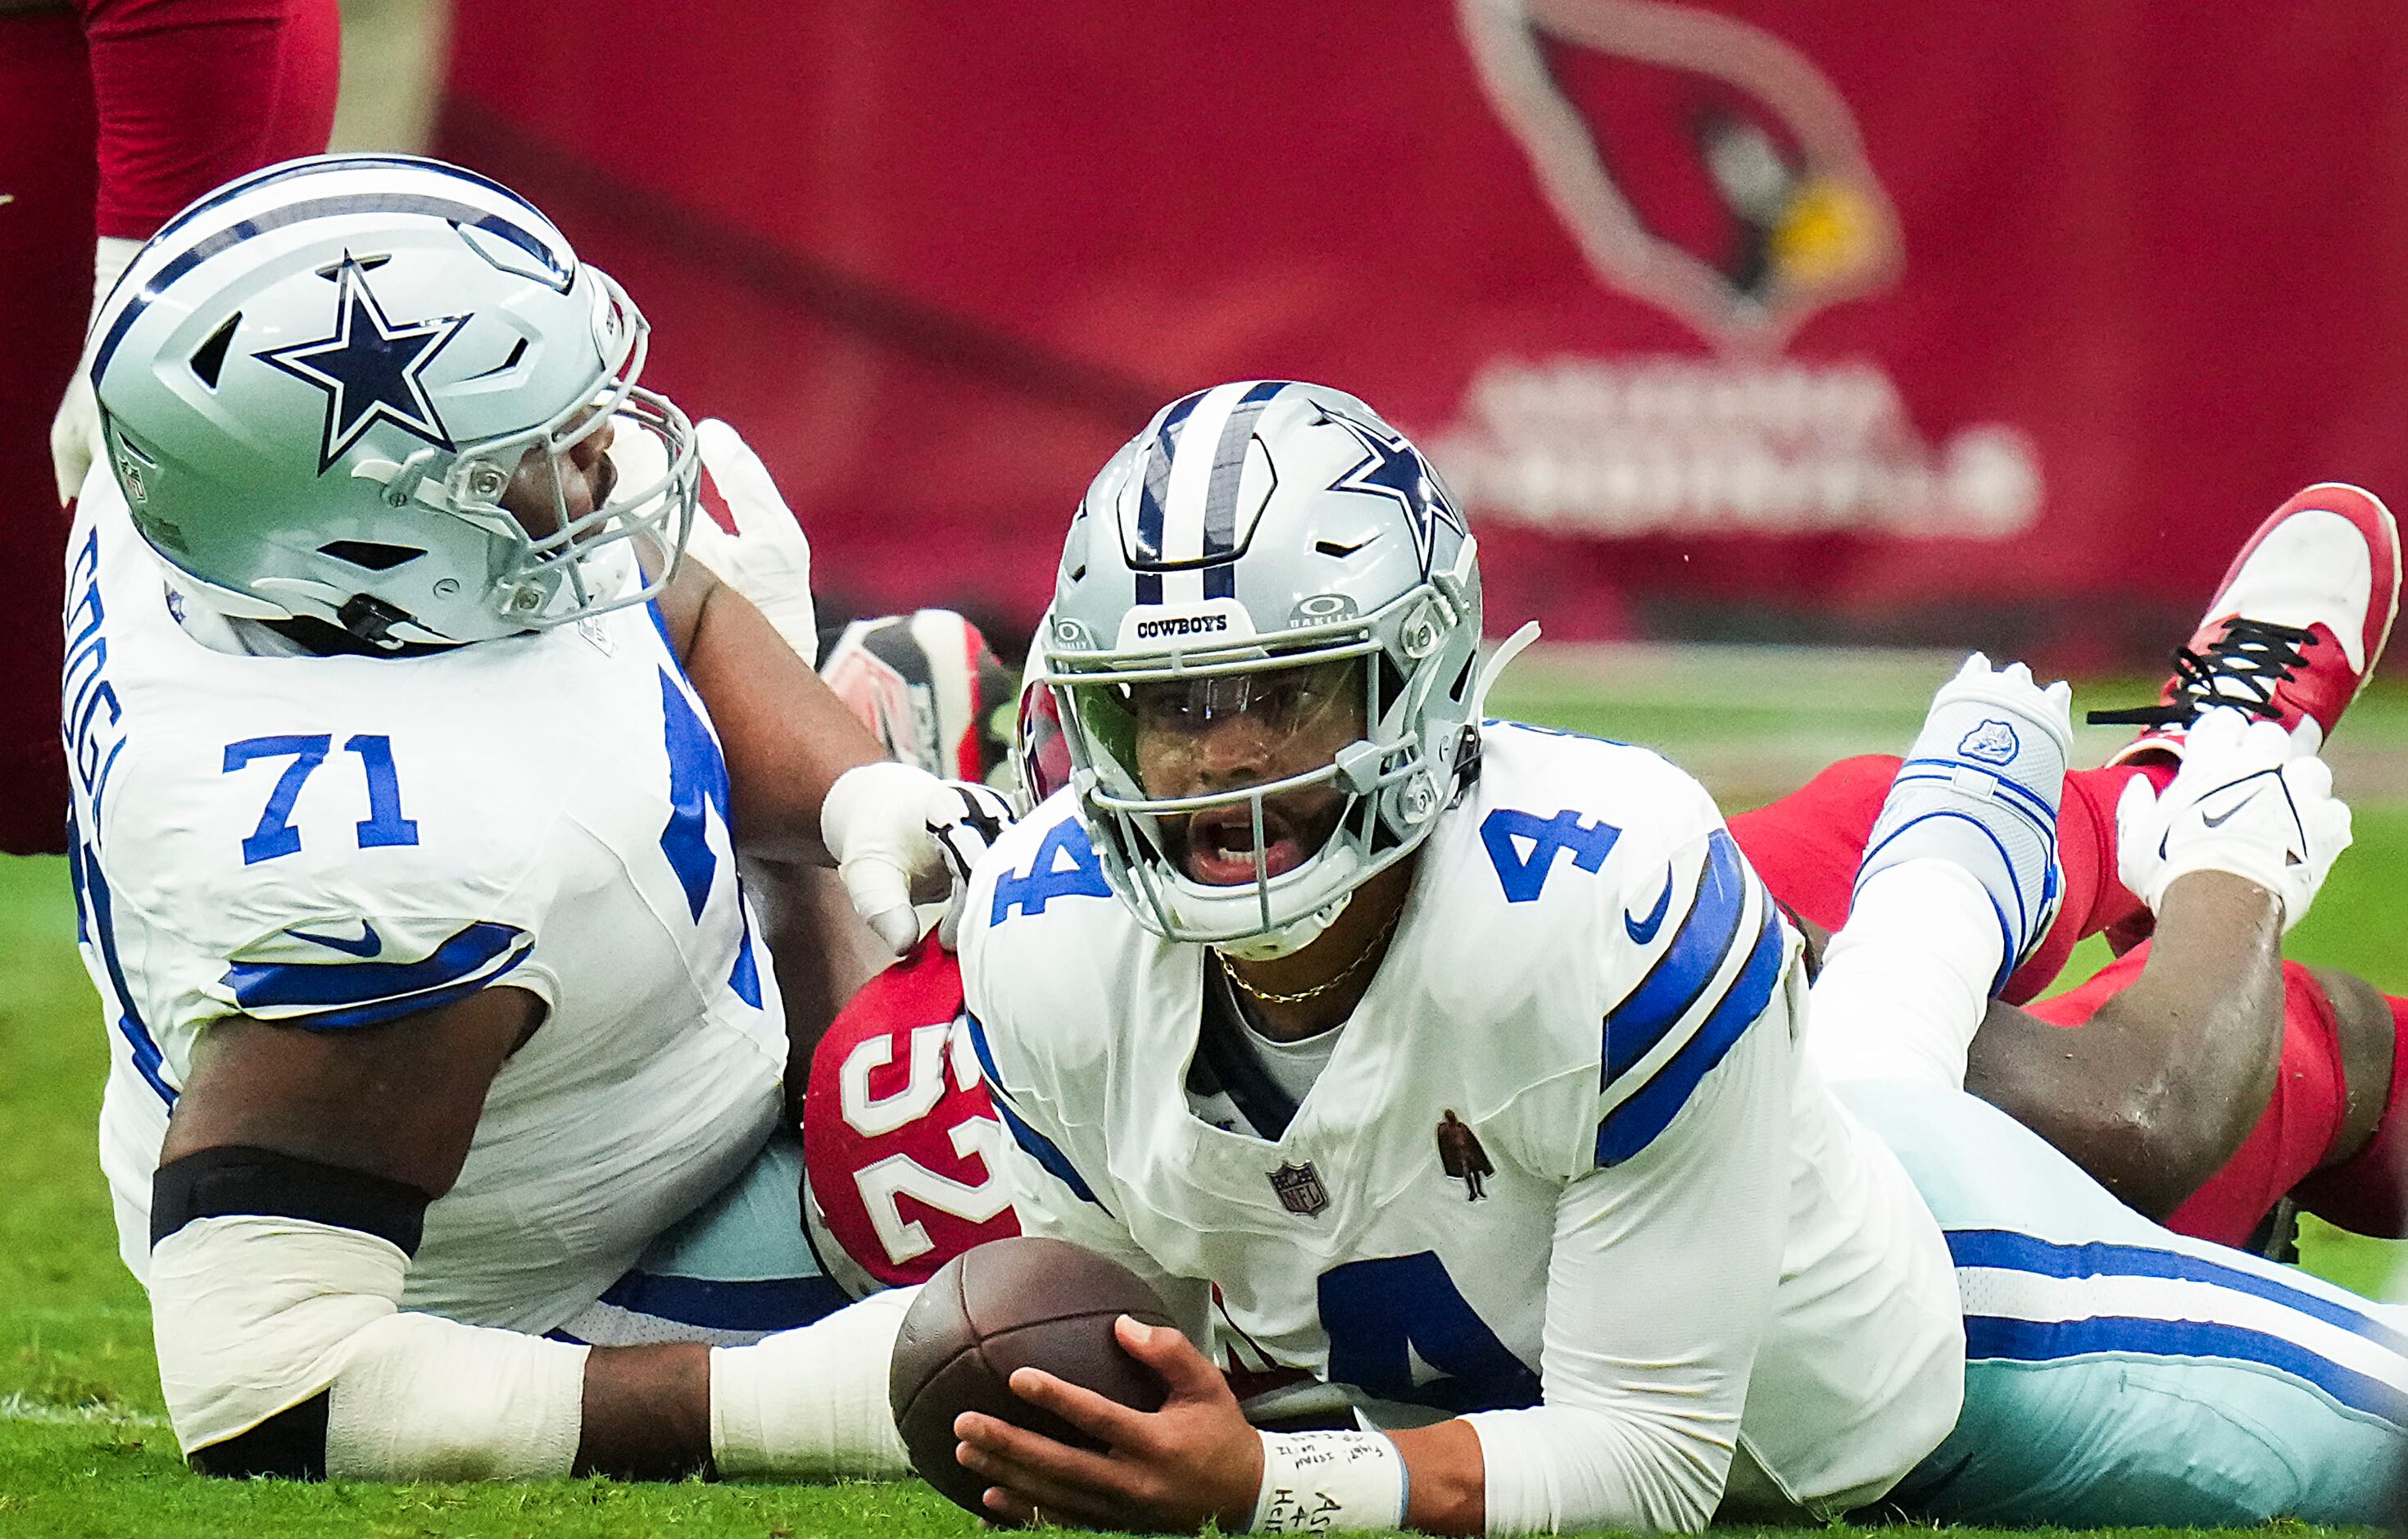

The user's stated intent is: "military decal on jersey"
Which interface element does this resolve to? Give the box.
[256,255,469,473]
[1479,806,1622,902]
[1435,1110,1492,1201]
[990,817,1113,924]
[1269,1160,1331,1218]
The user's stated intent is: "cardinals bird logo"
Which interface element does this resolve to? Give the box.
[1458,0,1901,355]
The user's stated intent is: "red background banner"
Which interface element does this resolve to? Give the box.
[439,1,2408,668]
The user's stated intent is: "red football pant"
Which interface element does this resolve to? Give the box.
[1729,754,2387,1246]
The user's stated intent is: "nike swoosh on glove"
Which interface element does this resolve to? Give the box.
[687,419,819,665]
[820,761,1015,952]
[2115,706,2351,930]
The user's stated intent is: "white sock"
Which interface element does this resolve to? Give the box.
[1806,860,2004,1092]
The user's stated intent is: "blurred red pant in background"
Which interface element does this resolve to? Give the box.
[0,0,336,855]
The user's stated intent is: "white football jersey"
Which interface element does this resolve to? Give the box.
[66,481,787,1333]
[961,724,1962,1523]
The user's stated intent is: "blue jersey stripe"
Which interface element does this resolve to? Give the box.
[1596,896,1781,1167]
[1962,1313,2408,1428]
[1947,1228,2408,1360]
[276,960,528,1030]
[964,1012,1102,1206]
[222,920,528,1011]
[597,1269,853,1333]
[1603,830,1749,1085]
[71,833,177,1105]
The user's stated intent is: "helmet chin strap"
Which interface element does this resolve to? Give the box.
[1218,888,1353,962]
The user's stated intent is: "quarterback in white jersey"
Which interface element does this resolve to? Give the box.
[951,381,2408,1533]
[68,155,1002,1485]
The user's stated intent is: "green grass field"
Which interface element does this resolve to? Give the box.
[0,656,2398,1537]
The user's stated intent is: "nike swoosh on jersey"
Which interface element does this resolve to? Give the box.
[283,920,383,957]
[1623,867,1675,944]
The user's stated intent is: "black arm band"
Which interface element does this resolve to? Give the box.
[151,1145,431,1255]
[187,1392,330,1480]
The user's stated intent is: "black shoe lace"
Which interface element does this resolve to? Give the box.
[2085,616,2321,729]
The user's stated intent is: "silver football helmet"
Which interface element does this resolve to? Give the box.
[1045,380,1484,958]
[87,154,696,647]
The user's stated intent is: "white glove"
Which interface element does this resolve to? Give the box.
[51,235,143,506]
[2115,706,2351,930]
[687,418,819,665]
[819,760,1014,952]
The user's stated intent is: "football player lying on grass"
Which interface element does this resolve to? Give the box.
[946,381,2408,1533]
[807,479,2408,1313]
[71,157,1004,1483]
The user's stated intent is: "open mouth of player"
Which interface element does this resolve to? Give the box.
[1181,802,1310,886]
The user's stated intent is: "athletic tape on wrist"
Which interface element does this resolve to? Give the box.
[1249,1428,1408,1533]
[710,1286,914,1479]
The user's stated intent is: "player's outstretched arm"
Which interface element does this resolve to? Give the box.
[654,556,886,864]
[1962,709,2353,1219]
[152,990,907,1482]
[1962,872,2286,1219]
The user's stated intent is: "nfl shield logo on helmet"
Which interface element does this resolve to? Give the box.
[1268,1161,1330,1217]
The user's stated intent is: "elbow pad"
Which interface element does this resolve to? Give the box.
[151,1214,587,1479]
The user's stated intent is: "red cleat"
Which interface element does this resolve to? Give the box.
[2092,483,2400,758]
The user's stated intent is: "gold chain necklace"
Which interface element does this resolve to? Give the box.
[1217,906,1404,1007]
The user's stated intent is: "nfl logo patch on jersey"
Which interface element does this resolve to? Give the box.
[1268,1161,1329,1217]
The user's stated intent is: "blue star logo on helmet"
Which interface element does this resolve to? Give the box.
[1321,409,1465,565]
[256,254,469,473]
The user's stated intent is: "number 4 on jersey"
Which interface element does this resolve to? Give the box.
[1318,1251,1539,1413]
[1481,807,1621,902]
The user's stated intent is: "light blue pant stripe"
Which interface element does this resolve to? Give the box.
[1842,1078,2408,1527]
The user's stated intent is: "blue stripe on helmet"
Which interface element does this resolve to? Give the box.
[148,154,553,253]
[92,193,572,384]
[1200,379,1290,562]
[1133,389,1207,568]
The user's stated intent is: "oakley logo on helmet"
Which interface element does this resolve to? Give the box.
[256,255,469,474]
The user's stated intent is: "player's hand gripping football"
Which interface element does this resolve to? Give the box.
[953,1315,1265,1532]
[821,762,1014,952]
[685,417,823,665]
[2115,705,2351,931]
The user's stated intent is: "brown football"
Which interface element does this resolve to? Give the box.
[888,1235,1176,1515]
